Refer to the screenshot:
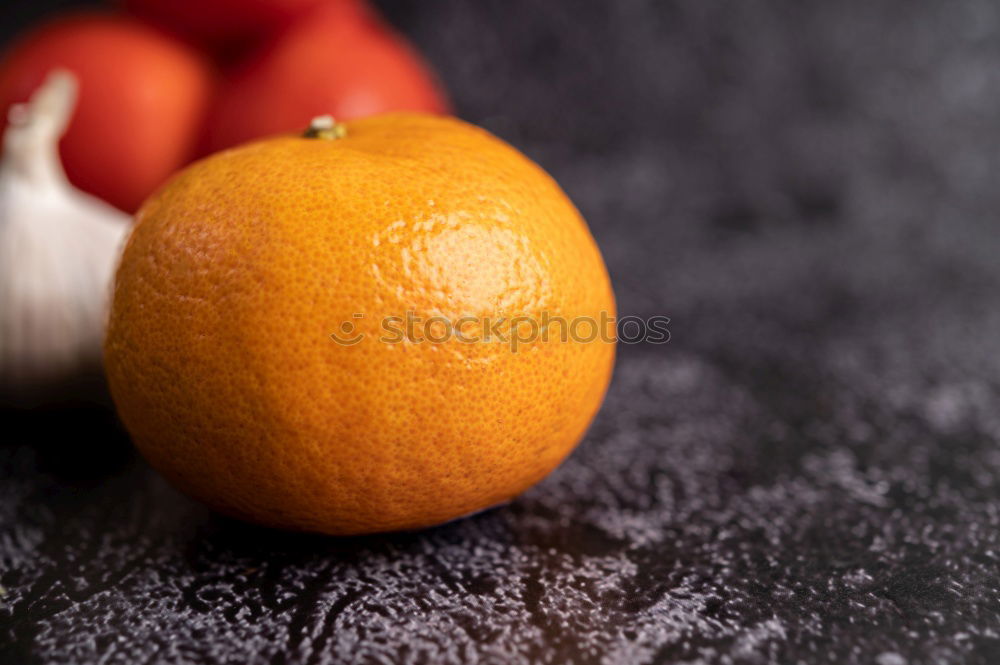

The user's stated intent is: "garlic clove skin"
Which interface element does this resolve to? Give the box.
[0,70,131,403]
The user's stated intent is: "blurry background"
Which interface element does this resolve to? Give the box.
[3,1,1000,664]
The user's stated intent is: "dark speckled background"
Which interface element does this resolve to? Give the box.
[3,1,1000,663]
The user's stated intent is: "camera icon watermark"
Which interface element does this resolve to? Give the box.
[330,311,669,352]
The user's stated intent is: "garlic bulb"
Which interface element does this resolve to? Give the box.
[0,70,130,401]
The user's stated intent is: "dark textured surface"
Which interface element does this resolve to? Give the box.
[3,1,1000,663]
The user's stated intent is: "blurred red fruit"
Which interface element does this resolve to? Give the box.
[0,15,214,212]
[203,3,449,152]
[123,0,358,51]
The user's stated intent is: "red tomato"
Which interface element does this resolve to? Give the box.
[0,14,215,212]
[203,3,449,153]
[123,0,354,51]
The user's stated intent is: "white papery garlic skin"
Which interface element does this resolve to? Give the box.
[0,70,130,398]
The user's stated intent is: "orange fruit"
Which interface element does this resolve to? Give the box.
[0,14,215,212]
[105,113,615,535]
[203,3,448,153]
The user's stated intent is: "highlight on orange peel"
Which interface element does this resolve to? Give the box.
[105,112,616,535]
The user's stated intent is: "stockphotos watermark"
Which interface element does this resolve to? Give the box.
[330,311,670,352]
